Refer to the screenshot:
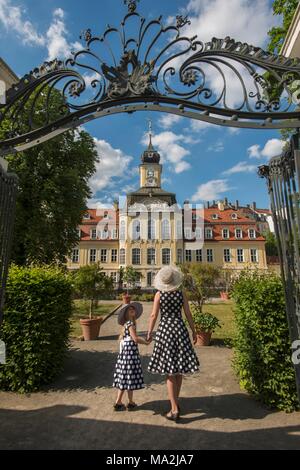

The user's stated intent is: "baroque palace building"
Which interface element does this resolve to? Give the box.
[67,133,269,288]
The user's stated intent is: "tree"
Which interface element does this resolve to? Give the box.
[73,263,113,319]
[122,266,142,293]
[1,86,98,265]
[181,263,221,313]
[268,0,299,54]
[264,231,279,257]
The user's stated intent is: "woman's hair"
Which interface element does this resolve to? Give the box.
[119,307,137,340]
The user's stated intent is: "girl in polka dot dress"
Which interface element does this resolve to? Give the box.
[147,266,200,421]
[113,302,151,411]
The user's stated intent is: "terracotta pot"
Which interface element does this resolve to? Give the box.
[195,330,212,346]
[123,293,131,304]
[80,317,102,341]
[220,291,229,300]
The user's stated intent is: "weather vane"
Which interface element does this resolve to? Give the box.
[124,0,140,13]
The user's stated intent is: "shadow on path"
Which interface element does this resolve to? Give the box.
[0,404,299,450]
[46,349,166,392]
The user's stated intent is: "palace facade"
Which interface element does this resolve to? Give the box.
[67,134,269,287]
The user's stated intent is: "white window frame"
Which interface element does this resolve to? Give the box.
[212,214,219,220]
[89,249,97,263]
[132,248,141,265]
[162,219,171,240]
[237,248,244,263]
[222,228,229,239]
[111,249,118,263]
[162,248,171,265]
[90,228,97,240]
[195,227,202,240]
[231,213,238,220]
[184,227,192,240]
[148,218,156,240]
[72,249,79,263]
[120,220,126,241]
[132,220,141,241]
[177,248,183,263]
[248,228,256,239]
[196,249,202,262]
[250,248,258,263]
[224,248,231,263]
[205,228,213,239]
[120,248,126,265]
[185,249,192,262]
[100,249,107,263]
[235,228,243,239]
[147,248,156,265]
[83,213,90,220]
[207,249,214,263]
[112,229,118,239]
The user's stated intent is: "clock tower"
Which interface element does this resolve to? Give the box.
[140,123,162,189]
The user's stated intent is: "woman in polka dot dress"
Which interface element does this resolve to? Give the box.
[113,302,151,411]
[147,266,200,421]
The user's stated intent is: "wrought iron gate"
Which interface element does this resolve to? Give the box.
[0,162,18,323]
[259,134,300,401]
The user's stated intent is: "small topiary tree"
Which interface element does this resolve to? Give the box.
[0,265,73,393]
[231,269,299,412]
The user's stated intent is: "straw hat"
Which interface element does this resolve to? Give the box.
[117,302,143,326]
[153,265,183,292]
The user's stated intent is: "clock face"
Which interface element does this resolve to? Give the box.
[146,177,156,187]
[147,169,155,177]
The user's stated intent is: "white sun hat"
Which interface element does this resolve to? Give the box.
[153,265,183,292]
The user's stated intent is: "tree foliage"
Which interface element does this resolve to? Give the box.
[268,0,299,54]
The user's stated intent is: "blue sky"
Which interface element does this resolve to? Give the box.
[0,0,284,209]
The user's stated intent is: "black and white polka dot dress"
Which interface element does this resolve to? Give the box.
[113,320,145,390]
[148,290,200,376]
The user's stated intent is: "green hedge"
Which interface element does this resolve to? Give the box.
[232,270,299,412]
[0,265,73,393]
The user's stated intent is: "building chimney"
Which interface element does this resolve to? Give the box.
[235,200,239,210]
[224,197,228,207]
[213,200,216,206]
[251,201,257,210]
[207,201,210,208]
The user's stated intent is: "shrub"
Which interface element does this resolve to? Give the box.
[231,270,299,412]
[0,265,73,393]
[190,309,221,333]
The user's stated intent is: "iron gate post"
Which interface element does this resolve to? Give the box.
[0,157,18,325]
[259,133,300,404]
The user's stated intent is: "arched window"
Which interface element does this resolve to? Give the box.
[132,219,141,240]
[120,248,126,265]
[162,219,170,240]
[120,220,126,241]
[148,218,156,240]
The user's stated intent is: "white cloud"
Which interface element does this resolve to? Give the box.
[248,139,285,160]
[46,8,81,60]
[208,140,224,153]
[88,198,114,209]
[248,144,261,159]
[223,161,257,175]
[0,0,44,45]
[158,114,183,129]
[191,179,231,202]
[141,131,192,174]
[0,1,81,60]
[89,139,133,194]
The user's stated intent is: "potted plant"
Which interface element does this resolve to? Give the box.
[73,262,113,340]
[191,310,221,346]
[220,269,235,300]
[182,263,221,345]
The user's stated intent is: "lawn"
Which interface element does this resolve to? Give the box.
[202,300,236,346]
[71,300,120,338]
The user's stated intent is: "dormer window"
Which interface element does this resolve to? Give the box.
[248,228,256,239]
[231,213,238,220]
[90,228,97,240]
[205,228,213,239]
[83,213,90,220]
[103,212,109,220]
[235,228,243,239]
[212,214,219,220]
[222,228,229,239]
[77,228,81,239]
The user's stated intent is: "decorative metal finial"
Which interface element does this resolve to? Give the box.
[176,15,191,29]
[124,0,140,13]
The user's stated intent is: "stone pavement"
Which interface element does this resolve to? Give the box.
[0,303,299,450]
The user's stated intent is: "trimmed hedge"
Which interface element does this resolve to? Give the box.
[0,265,73,393]
[232,270,299,412]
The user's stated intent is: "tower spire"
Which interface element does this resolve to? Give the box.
[148,119,153,149]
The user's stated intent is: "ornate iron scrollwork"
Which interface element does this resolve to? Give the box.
[1,0,300,155]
